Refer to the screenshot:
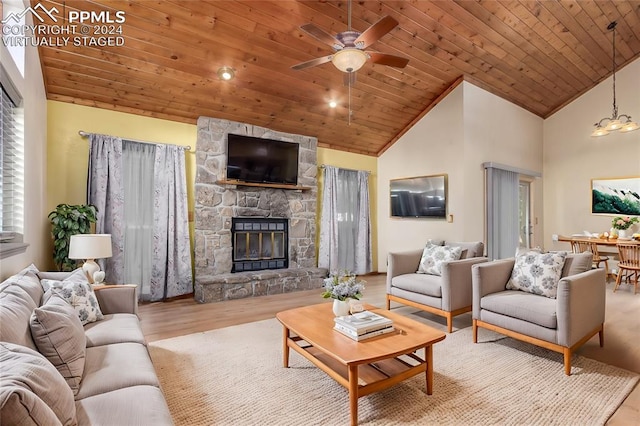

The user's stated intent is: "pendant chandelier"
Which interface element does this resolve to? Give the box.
[591,21,639,137]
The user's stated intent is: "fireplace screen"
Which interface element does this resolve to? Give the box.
[231,218,288,272]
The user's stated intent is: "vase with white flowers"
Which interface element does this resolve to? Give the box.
[322,271,365,316]
[611,216,639,239]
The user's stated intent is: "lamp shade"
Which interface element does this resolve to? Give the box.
[68,234,112,260]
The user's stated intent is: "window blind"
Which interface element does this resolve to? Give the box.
[0,84,25,236]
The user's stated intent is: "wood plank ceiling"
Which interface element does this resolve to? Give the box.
[30,0,640,156]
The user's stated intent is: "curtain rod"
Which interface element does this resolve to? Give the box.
[78,130,192,151]
[319,164,369,174]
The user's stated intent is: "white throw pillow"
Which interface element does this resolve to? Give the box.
[506,251,568,298]
[41,269,103,325]
[417,243,463,276]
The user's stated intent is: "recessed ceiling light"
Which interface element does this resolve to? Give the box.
[217,66,235,81]
[329,100,337,108]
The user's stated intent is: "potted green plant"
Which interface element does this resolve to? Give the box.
[48,204,98,271]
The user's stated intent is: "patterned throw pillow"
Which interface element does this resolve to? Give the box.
[506,251,568,298]
[41,269,103,325]
[417,243,463,276]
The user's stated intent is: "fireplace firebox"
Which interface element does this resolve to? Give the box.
[231,217,288,272]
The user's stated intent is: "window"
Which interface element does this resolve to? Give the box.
[1,82,25,243]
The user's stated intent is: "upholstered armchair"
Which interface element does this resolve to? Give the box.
[386,241,488,333]
[472,252,606,375]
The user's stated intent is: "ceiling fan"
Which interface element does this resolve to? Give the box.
[291,1,409,85]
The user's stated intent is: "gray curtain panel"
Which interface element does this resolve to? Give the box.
[122,141,155,299]
[88,134,192,301]
[88,134,125,284]
[151,144,193,300]
[318,166,372,274]
[486,167,519,260]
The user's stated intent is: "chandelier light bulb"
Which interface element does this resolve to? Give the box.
[591,126,609,137]
[620,120,640,133]
[604,119,622,131]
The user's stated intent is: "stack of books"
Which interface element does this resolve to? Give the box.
[334,310,395,341]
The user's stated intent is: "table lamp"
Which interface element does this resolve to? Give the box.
[68,234,113,284]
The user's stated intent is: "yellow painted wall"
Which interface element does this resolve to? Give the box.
[317,148,378,272]
[46,101,379,271]
[46,101,197,269]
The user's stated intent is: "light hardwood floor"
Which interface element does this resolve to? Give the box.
[139,274,639,425]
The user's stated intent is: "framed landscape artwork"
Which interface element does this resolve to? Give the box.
[591,176,640,215]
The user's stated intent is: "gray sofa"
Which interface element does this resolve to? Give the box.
[386,241,488,332]
[472,252,606,375]
[0,265,173,425]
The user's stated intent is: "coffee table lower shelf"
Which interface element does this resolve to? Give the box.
[290,336,426,394]
[286,334,432,425]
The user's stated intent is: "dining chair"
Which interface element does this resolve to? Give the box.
[614,243,640,294]
[571,239,610,279]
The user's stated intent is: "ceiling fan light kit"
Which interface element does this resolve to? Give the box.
[331,48,368,73]
[591,21,639,137]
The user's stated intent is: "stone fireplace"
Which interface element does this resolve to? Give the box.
[193,117,327,303]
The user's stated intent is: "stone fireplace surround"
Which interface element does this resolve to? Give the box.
[194,117,327,303]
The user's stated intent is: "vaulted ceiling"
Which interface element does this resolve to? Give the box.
[32,0,640,156]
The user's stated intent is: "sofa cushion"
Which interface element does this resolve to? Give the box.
[417,243,463,276]
[0,342,77,426]
[506,251,567,298]
[391,273,442,298]
[84,313,146,348]
[6,264,42,306]
[480,290,558,329]
[446,241,484,259]
[42,269,104,325]
[561,252,593,278]
[78,343,160,399]
[30,295,86,396]
[75,385,173,426]
[0,283,38,350]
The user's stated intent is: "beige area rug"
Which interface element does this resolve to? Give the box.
[149,317,639,426]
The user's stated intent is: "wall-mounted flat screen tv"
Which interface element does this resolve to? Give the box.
[226,134,299,185]
[390,174,447,218]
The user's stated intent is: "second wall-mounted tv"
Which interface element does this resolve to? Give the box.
[390,174,447,218]
[226,134,299,185]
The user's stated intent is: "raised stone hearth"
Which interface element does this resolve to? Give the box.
[194,268,327,303]
[194,117,327,303]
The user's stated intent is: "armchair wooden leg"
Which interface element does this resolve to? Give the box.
[446,314,453,333]
[563,348,572,376]
[599,326,604,348]
[472,319,478,343]
[386,296,391,310]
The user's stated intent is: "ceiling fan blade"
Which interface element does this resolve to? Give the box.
[343,71,357,86]
[354,16,398,49]
[300,23,344,48]
[368,52,409,68]
[291,55,333,71]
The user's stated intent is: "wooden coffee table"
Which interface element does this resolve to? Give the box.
[276,303,446,425]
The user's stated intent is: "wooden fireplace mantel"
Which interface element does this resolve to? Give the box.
[216,179,312,191]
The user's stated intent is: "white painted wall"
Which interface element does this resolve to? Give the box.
[377,82,543,272]
[0,11,49,279]
[544,58,640,252]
